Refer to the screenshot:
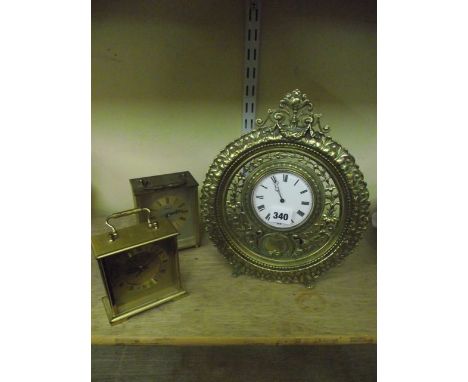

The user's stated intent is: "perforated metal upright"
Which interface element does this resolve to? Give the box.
[242,0,261,134]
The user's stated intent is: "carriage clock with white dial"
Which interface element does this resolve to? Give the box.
[130,171,200,249]
[201,90,370,287]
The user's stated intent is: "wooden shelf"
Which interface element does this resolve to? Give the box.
[92,220,376,346]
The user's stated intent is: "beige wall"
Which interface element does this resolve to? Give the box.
[92,0,376,217]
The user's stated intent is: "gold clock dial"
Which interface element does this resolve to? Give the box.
[152,196,189,231]
[109,243,169,299]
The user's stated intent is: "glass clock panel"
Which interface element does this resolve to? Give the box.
[151,194,190,232]
[103,240,179,312]
[252,172,313,228]
[138,188,194,237]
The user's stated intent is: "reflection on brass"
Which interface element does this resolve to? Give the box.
[92,209,186,325]
[201,90,370,287]
[259,233,294,257]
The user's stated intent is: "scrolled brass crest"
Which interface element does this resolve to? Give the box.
[201,89,370,287]
[256,89,330,140]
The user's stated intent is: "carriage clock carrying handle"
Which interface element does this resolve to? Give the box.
[105,207,158,242]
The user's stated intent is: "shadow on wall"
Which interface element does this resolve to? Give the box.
[92,0,376,104]
[92,0,376,25]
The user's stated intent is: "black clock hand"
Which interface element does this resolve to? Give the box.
[126,264,151,280]
[165,209,189,217]
[126,255,152,276]
[272,178,285,203]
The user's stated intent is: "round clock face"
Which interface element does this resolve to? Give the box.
[201,90,370,286]
[252,172,313,229]
[110,243,169,294]
[152,196,189,231]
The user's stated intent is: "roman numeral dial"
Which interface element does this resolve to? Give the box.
[252,172,314,229]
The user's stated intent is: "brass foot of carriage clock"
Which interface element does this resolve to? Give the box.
[201,90,370,287]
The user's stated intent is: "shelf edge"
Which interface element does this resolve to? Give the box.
[92,335,376,346]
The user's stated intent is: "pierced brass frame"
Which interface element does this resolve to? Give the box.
[201,90,370,287]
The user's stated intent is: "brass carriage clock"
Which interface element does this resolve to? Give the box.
[201,90,370,287]
[92,208,186,325]
[130,171,201,249]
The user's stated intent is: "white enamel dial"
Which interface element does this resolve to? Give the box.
[252,172,314,229]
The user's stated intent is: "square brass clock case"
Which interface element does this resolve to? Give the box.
[130,171,200,250]
[201,90,370,287]
[92,208,186,325]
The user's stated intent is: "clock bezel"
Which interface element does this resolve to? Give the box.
[250,171,314,229]
[217,141,348,270]
[244,160,324,231]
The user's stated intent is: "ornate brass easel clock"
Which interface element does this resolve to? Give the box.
[92,208,186,324]
[130,171,201,249]
[201,90,370,287]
